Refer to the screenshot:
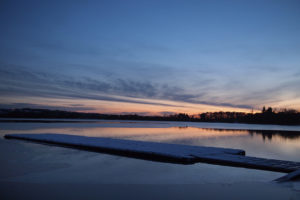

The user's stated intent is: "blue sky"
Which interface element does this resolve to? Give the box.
[0,0,300,114]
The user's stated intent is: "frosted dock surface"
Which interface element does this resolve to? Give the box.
[4,133,244,163]
[4,133,300,173]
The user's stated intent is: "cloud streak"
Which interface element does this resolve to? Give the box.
[0,103,95,112]
[0,65,256,110]
[1,0,300,112]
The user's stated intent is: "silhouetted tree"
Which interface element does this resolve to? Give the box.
[266,107,273,114]
[262,106,266,113]
[1,107,299,125]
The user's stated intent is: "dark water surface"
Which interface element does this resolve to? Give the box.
[0,120,300,200]
[1,120,300,161]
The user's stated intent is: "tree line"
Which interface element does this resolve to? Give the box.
[197,107,300,125]
[0,107,299,125]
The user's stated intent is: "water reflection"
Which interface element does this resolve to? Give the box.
[2,126,249,139]
[1,124,300,161]
[248,130,300,140]
[3,125,300,142]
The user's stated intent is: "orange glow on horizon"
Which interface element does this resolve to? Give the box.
[2,94,299,116]
[2,126,249,140]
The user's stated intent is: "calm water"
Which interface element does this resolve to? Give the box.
[1,120,300,199]
[1,120,300,161]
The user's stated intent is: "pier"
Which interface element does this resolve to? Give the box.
[4,133,300,174]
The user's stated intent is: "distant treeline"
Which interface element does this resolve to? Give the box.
[197,107,300,125]
[0,107,300,125]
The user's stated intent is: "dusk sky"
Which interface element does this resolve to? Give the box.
[1,0,300,115]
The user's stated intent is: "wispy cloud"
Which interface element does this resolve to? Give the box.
[0,103,95,112]
[0,64,256,110]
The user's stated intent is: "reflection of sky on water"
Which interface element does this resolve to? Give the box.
[1,122,300,161]
[2,122,300,199]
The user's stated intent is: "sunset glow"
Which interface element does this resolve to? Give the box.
[1,0,300,114]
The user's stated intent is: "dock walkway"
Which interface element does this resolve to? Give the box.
[4,133,300,174]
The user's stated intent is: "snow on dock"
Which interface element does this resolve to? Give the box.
[4,133,245,164]
[274,169,300,182]
[196,154,300,173]
[4,133,300,173]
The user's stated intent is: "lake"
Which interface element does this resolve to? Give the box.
[0,120,300,199]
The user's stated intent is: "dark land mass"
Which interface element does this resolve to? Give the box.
[0,107,299,125]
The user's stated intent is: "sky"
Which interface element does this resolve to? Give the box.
[0,0,300,115]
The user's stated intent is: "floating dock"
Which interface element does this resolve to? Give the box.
[4,133,300,174]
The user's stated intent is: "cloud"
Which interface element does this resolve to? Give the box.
[32,40,101,56]
[0,103,95,112]
[159,111,176,116]
[118,112,152,116]
[3,62,299,111]
[0,64,261,110]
